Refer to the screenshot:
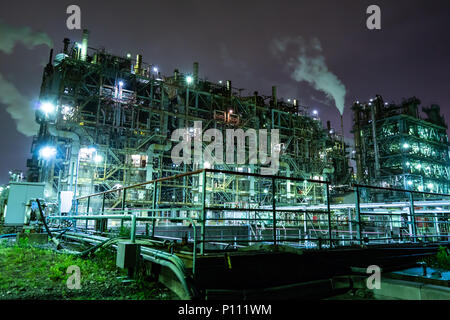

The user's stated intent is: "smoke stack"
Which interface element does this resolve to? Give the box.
[226,80,232,97]
[63,38,70,54]
[174,69,179,81]
[193,62,199,84]
[43,48,54,76]
[48,49,53,65]
[293,99,298,108]
[327,121,331,131]
[134,54,142,75]
[80,29,89,61]
[272,86,277,107]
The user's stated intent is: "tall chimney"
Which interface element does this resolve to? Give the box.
[134,54,142,75]
[63,38,70,54]
[193,62,199,84]
[48,49,54,65]
[272,86,277,107]
[80,29,89,61]
[226,80,232,97]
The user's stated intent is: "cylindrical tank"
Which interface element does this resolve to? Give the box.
[54,53,69,67]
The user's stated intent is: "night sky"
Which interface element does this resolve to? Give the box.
[0,0,449,184]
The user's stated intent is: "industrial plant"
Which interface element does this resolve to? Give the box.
[0,30,449,300]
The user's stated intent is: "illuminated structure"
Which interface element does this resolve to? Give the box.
[26,30,352,210]
[352,95,450,195]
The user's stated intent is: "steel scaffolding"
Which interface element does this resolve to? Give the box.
[352,95,450,199]
[28,31,352,208]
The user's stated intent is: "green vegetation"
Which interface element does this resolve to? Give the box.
[0,239,175,300]
[435,246,450,269]
[118,225,131,238]
[423,246,450,270]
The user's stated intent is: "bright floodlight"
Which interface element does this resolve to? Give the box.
[186,76,193,84]
[119,81,124,87]
[39,146,57,160]
[403,143,410,149]
[153,67,158,73]
[312,110,318,115]
[80,147,96,154]
[40,102,55,115]
[407,181,413,186]
[94,154,103,163]
[428,183,434,190]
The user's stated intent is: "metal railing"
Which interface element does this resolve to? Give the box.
[354,184,450,245]
[55,169,449,260]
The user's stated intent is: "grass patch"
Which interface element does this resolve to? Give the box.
[0,240,175,300]
[423,246,450,270]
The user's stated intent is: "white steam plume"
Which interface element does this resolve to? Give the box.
[271,36,347,115]
[0,21,53,54]
[0,20,53,136]
[0,73,39,136]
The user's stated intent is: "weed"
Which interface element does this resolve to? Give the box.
[118,226,131,238]
[435,246,450,269]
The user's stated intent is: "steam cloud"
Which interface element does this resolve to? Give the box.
[0,74,39,136]
[271,36,347,115]
[0,20,53,136]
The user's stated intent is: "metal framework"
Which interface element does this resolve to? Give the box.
[27,31,352,209]
[352,95,450,198]
[54,169,450,254]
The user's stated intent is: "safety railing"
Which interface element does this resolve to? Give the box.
[59,170,450,260]
[354,184,450,245]
[68,169,334,253]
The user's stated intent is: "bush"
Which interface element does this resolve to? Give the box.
[435,246,450,269]
[118,226,131,238]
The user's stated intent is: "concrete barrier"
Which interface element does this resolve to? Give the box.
[373,278,450,300]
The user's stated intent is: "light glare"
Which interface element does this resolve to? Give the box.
[40,102,55,114]
[39,146,57,159]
